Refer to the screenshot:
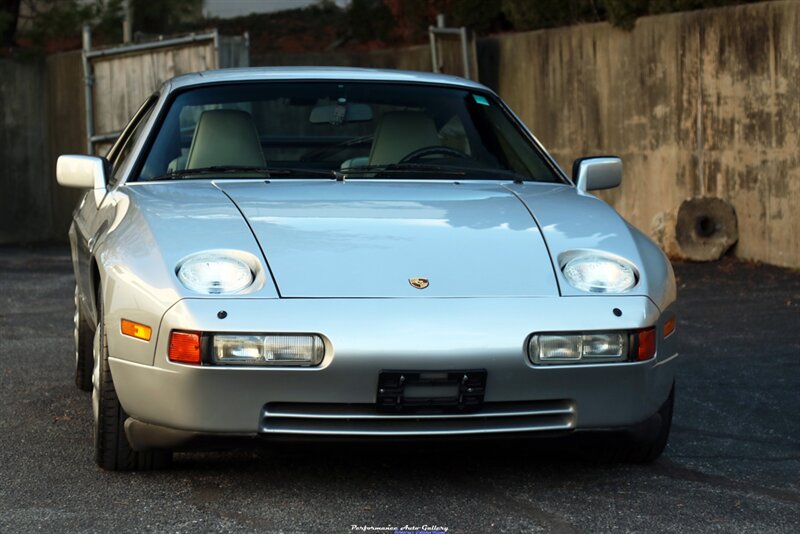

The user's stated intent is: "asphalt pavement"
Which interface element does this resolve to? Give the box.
[0,245,798,533]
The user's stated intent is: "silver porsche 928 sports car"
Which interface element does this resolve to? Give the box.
[57,67,677,471]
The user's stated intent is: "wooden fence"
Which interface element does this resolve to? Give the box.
[0,32,248,243]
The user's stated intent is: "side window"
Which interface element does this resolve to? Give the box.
[107,99,156,188]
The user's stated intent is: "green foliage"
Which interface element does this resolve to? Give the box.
[0,9,13,36]
[204,1,345,54]
[19,0,123,48]
[12,0,203,51]
[648,0,730,13]
[485,0,758,32]
[131,0,202,35]
[383,0,441,42]
[604,0,648,29]
[501,0,603,31]
[604,0,757,29]
[450,0,507,34]
[0,0,20,46]
[346,0,393,43]
[8,0,763,55]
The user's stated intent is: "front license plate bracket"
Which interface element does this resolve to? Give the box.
[376,370,487,413]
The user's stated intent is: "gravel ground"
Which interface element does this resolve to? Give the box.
[0,245,798,533]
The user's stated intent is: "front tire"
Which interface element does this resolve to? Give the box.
[73,285,94,391]
[93,287,172,471]
[583,384,674,464]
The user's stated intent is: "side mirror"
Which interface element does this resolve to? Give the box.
[57,155,109,207]
[572,156,622,192]
[57,155,108,190]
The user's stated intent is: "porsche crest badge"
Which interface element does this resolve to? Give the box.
[409,277,430,289]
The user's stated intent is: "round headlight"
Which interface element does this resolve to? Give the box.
[562,255,637,293]
[177,253,254,295]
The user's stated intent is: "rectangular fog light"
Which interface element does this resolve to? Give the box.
[582,333,628,359]
[529,332,629,365]
[531,334,582,362]
[212,334,324,366]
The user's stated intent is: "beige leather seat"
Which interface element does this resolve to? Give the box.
[185,109,266,169]
[368,111,441,166]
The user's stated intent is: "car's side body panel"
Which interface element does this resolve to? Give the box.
[68,192,96,323]
[70,186,117,327]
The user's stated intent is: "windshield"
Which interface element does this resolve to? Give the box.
[134,82,563,183]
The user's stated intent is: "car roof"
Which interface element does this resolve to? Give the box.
[166,66,491,93]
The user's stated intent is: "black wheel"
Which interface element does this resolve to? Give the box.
[93,287,172,471]
[73,285,94,391]
[624,383,674,463]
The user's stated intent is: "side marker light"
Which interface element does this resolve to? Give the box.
[663,317,676,338]
[121,319,152,341]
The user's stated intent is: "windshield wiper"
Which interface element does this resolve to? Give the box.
[333,163,467,180]
[148,164,524,183]
[333,163,532,183]
[149,166,332,181]
[447,167,530,184]
[149,166,271,181]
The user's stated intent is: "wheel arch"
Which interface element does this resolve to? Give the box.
[90,257,102,328]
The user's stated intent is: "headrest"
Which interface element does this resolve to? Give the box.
[368,111,441,166]
[186,109,266,170]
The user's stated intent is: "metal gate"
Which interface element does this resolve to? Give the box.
[428,15,478,81]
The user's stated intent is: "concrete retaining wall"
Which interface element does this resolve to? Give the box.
[487,0,800,268]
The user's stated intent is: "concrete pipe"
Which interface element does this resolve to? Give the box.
[674,197,738,261]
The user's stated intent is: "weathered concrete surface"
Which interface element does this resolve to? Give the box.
[0,59,51,242]
[485,1,800,268]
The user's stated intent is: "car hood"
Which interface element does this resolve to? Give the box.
[218,180,560,298]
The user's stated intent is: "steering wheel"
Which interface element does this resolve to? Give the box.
[399,145,472,163]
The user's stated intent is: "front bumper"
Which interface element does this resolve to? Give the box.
[108,296,678,444]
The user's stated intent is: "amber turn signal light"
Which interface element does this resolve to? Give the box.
[663,316,676,338]
[120,319,152,341]
[169,331,201,364]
